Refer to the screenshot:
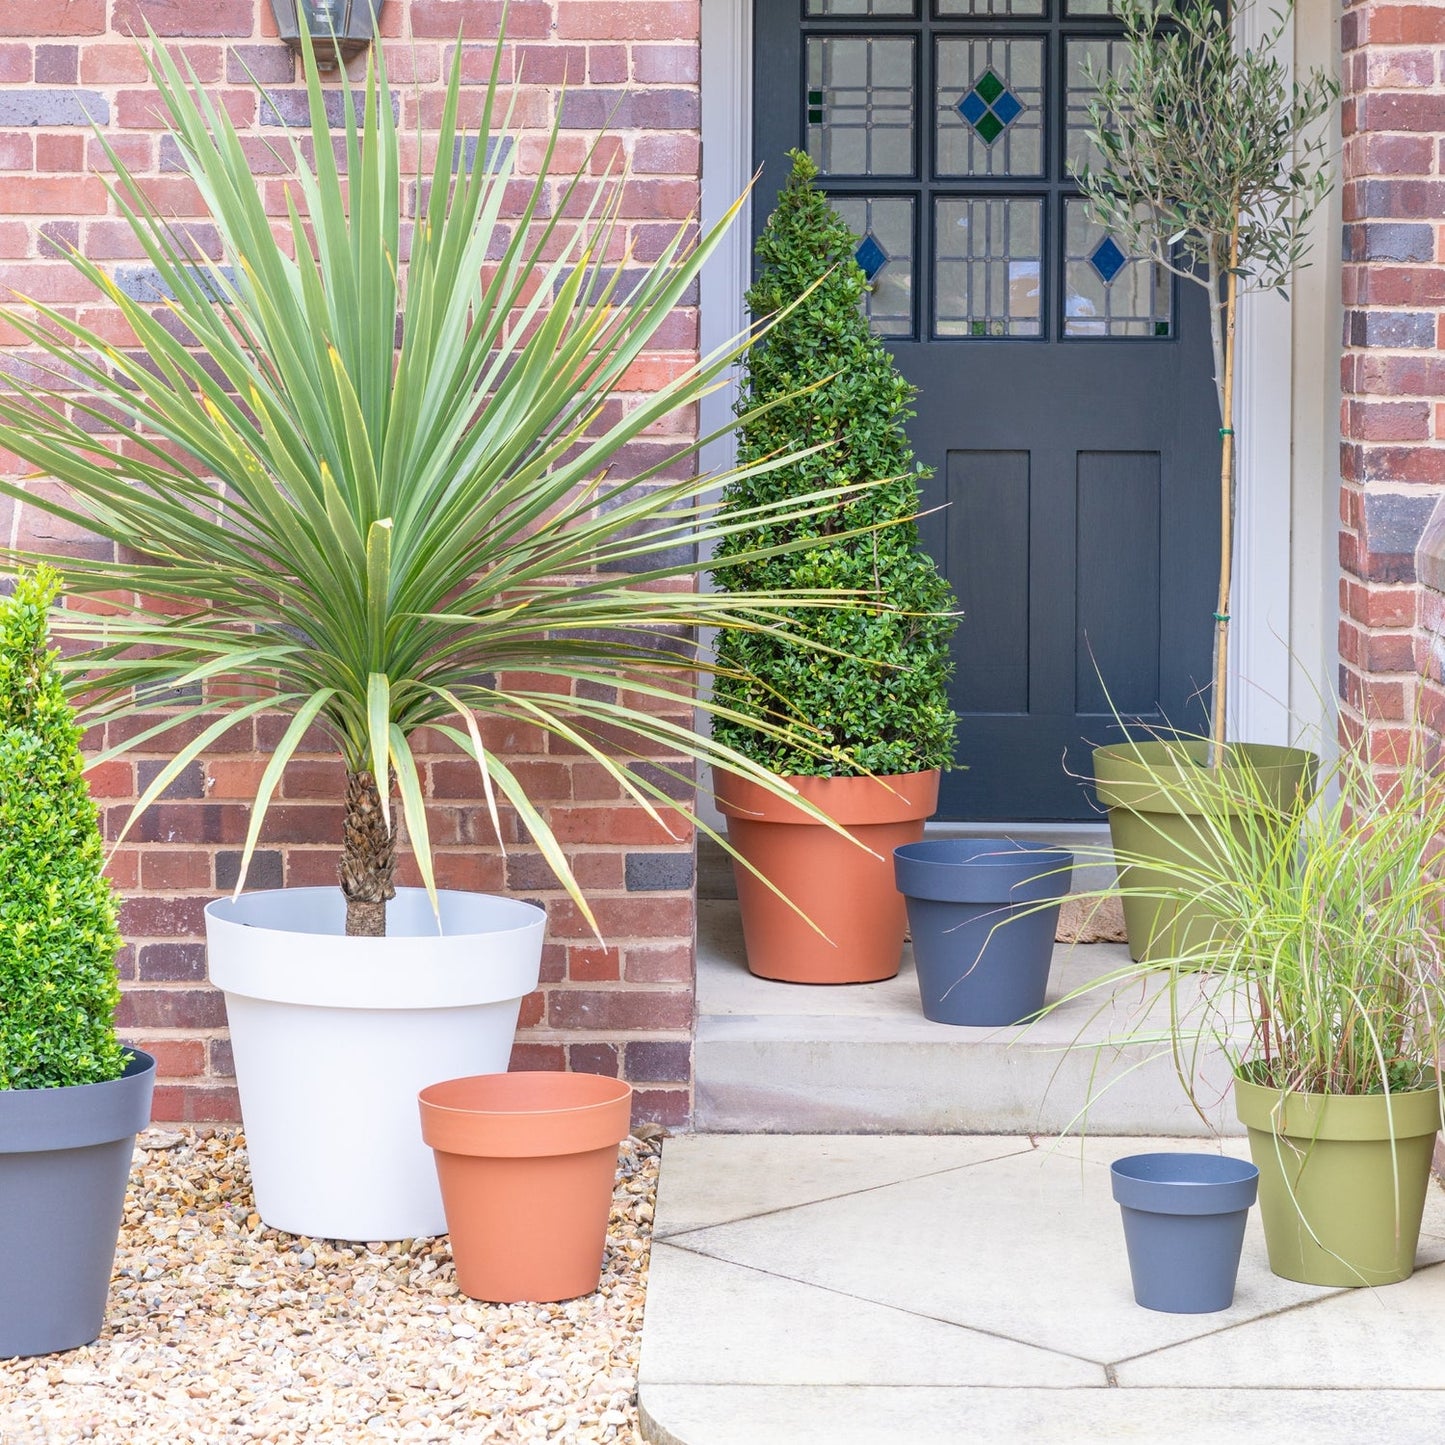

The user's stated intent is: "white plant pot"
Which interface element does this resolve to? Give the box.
[205,887,544,1242]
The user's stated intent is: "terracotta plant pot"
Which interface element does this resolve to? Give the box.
[1234,1075,1443,1287]
[714,769,940,984]
[1093,741,1317,962]
[418,1071,634,1304]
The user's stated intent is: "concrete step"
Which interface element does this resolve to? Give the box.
[694,899,1239,1137]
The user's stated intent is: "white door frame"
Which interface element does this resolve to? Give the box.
[699,0,1316,775]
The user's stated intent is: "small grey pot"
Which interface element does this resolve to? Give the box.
[0,1050,156,1358]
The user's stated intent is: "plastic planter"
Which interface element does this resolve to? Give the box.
[1093,741,1317,962]
[1110,1152,1259,1314]
[892,839,1072,1026]
[206,887,544,1242]
[419,1071,634,1303]
[1234,1076,1443,1287]
[715,769,940,985]
[0,1050,156,1358]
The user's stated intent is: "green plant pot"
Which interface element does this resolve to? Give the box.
[1233,1076,1443,1287]
[1093,741,1317,963]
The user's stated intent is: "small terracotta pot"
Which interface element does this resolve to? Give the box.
[714,769,940,984]
[418,1071,633,1304]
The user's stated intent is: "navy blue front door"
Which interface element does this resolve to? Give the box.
[754,0,1219,820]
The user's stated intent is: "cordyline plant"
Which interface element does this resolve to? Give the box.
[0,31,899,938]
[1075,0,1336,762]
[0,567,127,1090]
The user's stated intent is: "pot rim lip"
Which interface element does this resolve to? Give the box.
[418,1070,634,1119]
[1231,1070,1441,1102]
[205,885,546,940]
[1110,1151,1260,1186]
[894,839,1073,866]
[0,1047,156,1099]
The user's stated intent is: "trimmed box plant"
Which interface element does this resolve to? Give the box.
[711,151,957,985]
[0,37,887,1240]
[0,568,156,1357]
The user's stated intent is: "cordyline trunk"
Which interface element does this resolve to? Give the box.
[340,769,396,937]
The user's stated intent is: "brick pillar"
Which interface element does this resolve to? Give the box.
[0,1,704,1125]
[1338,0,1445,764]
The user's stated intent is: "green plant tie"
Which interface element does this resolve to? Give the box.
[1219,428,1234,436]
[1214,612,1230,622]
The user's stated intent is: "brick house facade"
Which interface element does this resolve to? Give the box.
[1,0,1443,1126]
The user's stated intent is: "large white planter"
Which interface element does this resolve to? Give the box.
[205,887,544,1242]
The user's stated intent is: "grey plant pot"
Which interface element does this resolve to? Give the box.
[893,839,1072,1026]
[1111,1152,1259,1314]
[0,1050,156,1359]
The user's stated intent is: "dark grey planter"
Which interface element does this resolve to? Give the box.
[0,1050,156,1358]
[893,840,1072,1026]
[1111,1152,1259,1314]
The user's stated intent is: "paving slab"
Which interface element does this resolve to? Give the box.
[652,1134,1033,1237]
[639,1384,1445,1445]
[639,1134,1445,1445]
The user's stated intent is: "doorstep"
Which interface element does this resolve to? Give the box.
[694,897,1239,1136]
[637,1134,1445,1445]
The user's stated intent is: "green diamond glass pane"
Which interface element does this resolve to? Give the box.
[936,39,1045,179]
[971,320,986,336]
[974,69,1005,105]
[973,110,1005,144]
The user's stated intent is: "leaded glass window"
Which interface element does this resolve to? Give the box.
[835,196,916,337]
[1063,199,1171,337]
[936,0,1045,14]
[1065,0,1116,14]
[935,197,1042,337]
[936,37,1045,179]
[1065,37,1128,177]
[806,35,916,177]
[807,0,918,14]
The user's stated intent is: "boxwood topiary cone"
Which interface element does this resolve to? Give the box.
[711,152,957,983]
[0,566,127,1091]
[711,150,956,778]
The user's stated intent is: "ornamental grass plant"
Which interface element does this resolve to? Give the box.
[0,568,126,1090]
[711,151,957,779]
[0,31,897,937]
[1060,728,1445,1108]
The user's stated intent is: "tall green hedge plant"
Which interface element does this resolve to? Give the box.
[0,569,126,1090]
[712,152,956,777]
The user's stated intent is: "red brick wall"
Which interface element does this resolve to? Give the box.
[0,1,703,1125]
[1338,1,1445,765]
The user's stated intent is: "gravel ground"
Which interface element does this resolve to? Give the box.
[0,1127,660,1444]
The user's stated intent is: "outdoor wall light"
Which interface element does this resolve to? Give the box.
[269,0,384,71]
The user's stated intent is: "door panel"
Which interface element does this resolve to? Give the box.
[754,0,1219,820]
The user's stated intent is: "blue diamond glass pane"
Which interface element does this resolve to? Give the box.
[956,90,988,125]
[990,89,1023,127]
[854,233,889,282]
[1089,235,1128,284]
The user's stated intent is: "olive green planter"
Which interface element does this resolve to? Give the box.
[1234,1075,1443,1287]
[1093,741,1317,963]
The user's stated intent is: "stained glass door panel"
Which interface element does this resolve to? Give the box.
[754,0,1220,820]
